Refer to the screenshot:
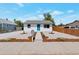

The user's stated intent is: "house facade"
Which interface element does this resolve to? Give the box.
[0,19,16,32]
[24,20,53,33]
[64,20,79,29]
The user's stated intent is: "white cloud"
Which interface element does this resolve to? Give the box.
[5,10,12,14]
[36,8,52,15]
[25,14,43,20]
[23,16,38,20]
[17,10,64,22]
[17,3,24,7]
[37,14,43,18]
[17,14,44,21]
[43,9,52,13]
[51,10,64,16]
[36,10,41,14]
[60,14,79,21]
[36,8,42,14]
[12,7,18,11]
[55,14,79,24]
[36,10,63,17]
[67,10,74,13]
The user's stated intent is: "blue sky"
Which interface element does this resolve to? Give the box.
[0,3,79,24]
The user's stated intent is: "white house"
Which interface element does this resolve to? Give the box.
[24,20,53,33]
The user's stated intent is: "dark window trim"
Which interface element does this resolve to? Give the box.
[27,24,31,28]
[44,24,50,28]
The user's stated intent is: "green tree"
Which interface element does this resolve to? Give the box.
[43,13,55,26]
[14,19,23,27]
[14,19,16,22]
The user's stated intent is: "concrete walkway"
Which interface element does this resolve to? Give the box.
[35,32,43,42]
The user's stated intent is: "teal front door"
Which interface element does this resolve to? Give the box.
[37,24,40,31]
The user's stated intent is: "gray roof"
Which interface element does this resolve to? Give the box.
[64,20,79,26]
[0,19,16,25]
[24,20,53,24]
[65,20,79,26]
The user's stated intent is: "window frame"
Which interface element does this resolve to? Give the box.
[27,24,31,28]
[44,24,50,28]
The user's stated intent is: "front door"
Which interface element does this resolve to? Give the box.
[37,24,40,31]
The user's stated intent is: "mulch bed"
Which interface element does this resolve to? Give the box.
[43,39,79,42]
[0,36,32,42]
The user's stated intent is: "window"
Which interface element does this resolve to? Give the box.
[71,27,75,28]
[7,24,8,27]
[47,25,49,28]
[44,24,50,28]
[27,24,31,28]
[44,25,46,28]
[64,27,69,28]
[76,25,78,28]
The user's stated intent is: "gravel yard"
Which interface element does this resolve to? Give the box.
[43,31,79,39]
[0,31,79,40]
[0,31,32,39]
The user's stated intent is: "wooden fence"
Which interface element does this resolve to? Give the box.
[53,26,79,36]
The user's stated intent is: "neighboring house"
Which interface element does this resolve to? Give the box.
[64,20,79,29]
[0,19,16,32]
[24,20,53,32]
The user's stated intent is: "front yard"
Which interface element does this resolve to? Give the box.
[0,31,79,54]
[0,31,33,42]
[0,30,79,42]
[41,31,79,42]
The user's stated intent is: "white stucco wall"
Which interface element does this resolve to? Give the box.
[24,24,53,33]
